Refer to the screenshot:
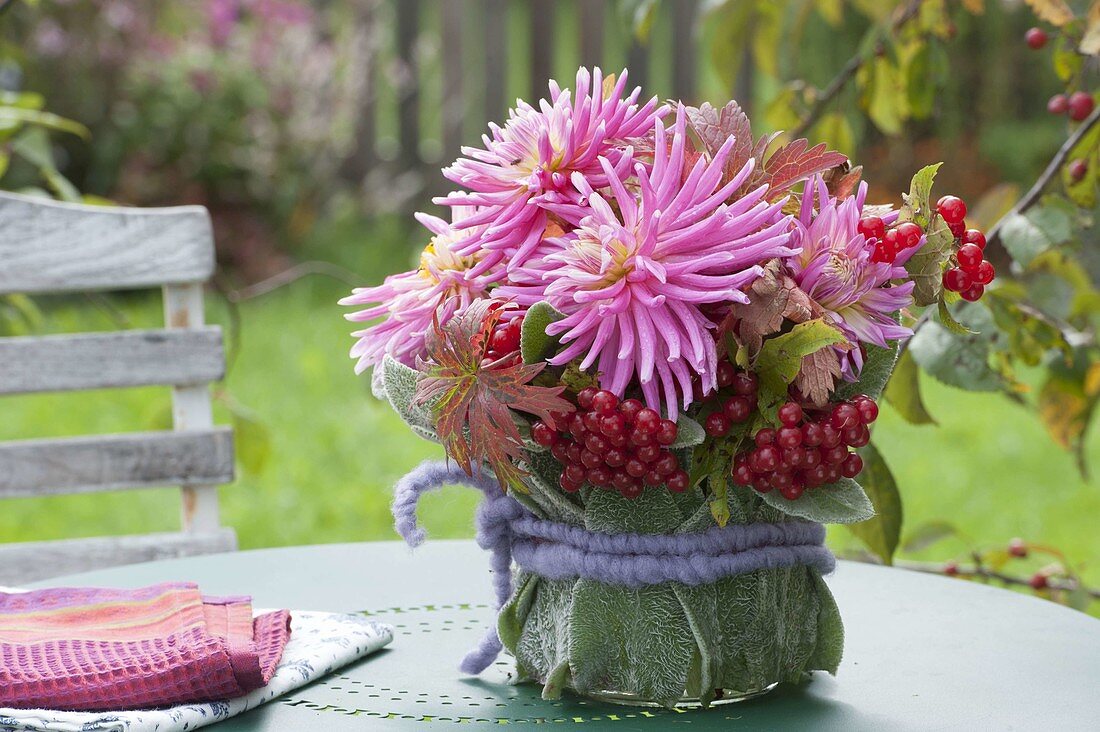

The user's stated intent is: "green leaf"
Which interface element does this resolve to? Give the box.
[0,107,90,139]
[520,301,565,364]
[584,485,684,534]
[670,414,705,449]
[755,319,847,417]
[807,572,844,673]
[862,57,906,135]
[833,338,899,402]
[759,477,874,524]
[999,206,1074,268]
[908,306,1002,391]
[902,162,942,228]
[936,298,977,336]
[884,349,936,424]
[1037,349,1100,477]
[381,356,439,438]
[901,519,960,553]
[846,443,902,564]
[904,43,945,120]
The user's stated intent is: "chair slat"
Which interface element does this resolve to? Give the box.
[0,429,234,499]
[0,529,237,584]
[0,327,224,395]
[0,192,214,295]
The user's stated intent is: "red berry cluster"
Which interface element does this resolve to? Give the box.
[700,362,760,437]
[857,215,924,265]
[935,195,995,302]
[730,395,878,501]
[532,387,689,498]
[1047,91,1094,123]
[483,316,523,368]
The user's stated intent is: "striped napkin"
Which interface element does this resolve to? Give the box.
[0,583,290,711]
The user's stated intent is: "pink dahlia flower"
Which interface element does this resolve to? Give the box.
[341,206,503,373]
[506,107,795,418]
[436,67,665,271]
[787,177,917,378]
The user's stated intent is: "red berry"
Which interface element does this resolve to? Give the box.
[612,471,635,492]
[777,426,803,449]
[704,411,732,437]
[823,445,848,466]
[937,195,967,224]
[619,398,643,424]
[778,401,803,427]
[654,419,678,446]
[634,408,661,435]
[882,228,901,254]
[830,403,860,430]
[732,371,758,395]
[587,467,611,487]
[896,221,923,249]
[857,216,886,240]
[584,433,609,455]
[855,397,879,424]
[591,390,619,415]
[948,219,966,238]
[1048,94,1069,115]
[802,422,825,447]
[820,423,842,448]
[644,469,664,486]
[1069,158,1089,182]
[655,452,679,476]
[943,267,972,293]
[635,444,661,463]
[751,474,772,493]
[975,260,995,286]
[564,463,586,485]
[599,412,626,438]
[960,283,985,302]
[840,452,864,478]
[582,411,602,434]
[733,462,755,485]
[604,448,627,468]
[607,432,628,448]
[783,447,807,469]
[754,428,776,447]
[576,387,597,410]
[724,395,754,423]
[944,562,960,577]
[566,442,583,464]
[620,481,644,499]
[1029,573,1049,591]
[770,471,794,491]
[716,361,736,389]
[551,440,571,463]
[870,241,893,264]
[490,322,521,354]
[625,458,647,478]
[568,413,588,439]
[961,229,986,250]
[532,421,558,447]
[957,243,983,273]
[1024,27,1048,50]
[780,481,805,501]
[843,424,870,448]
[559,474,582,493]
[824,464,841,483]
[1068,91,1095,122]
[804,464,829,487]
[580,450,603,469]
[666,470,690,493]
[630,429,655,447]
[751,445,781,472]
[802,447,822,468]
[1008,538,1029,558]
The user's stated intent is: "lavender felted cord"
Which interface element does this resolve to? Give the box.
[392,460,835,675]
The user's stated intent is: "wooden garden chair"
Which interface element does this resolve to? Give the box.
[0,191,236,584]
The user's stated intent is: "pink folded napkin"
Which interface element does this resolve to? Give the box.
[0,582,291,711]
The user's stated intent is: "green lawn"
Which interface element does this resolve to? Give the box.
[2,215,1097,601]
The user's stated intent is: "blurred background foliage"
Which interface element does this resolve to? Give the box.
[0,0,1097,610]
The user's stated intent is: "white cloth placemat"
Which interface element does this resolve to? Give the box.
[0,611,393,732]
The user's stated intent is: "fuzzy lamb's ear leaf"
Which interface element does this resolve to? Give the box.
[381,355,438,439]
[670,414,706,449]
[759,477,874,524]
[833,339,899,402]
[520,301,566,364]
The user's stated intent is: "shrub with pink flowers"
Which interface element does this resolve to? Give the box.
[345,68,999,706]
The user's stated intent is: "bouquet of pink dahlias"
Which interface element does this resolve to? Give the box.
[343,68,991,708]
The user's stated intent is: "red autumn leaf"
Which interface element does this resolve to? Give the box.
[758,139,849,201]
[796,348,844,407]
[414,299,573,493]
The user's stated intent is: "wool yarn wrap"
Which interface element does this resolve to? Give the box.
[392,460,835,675]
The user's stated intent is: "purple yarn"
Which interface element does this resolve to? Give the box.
[391,460,835,675]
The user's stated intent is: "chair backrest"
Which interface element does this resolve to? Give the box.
[0,191,236,584]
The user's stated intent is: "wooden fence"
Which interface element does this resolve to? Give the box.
[342,0,719,208]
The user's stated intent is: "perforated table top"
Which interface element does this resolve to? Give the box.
[37,540,1100,730]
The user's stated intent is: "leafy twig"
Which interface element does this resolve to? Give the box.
[985,103,1100,251]
[789,0,925,140]
[894,559,1100,601]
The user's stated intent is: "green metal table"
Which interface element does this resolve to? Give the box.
[33,541,1100,730]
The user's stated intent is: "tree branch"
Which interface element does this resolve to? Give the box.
[790,0,925,140]
[985,103,1100,251]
